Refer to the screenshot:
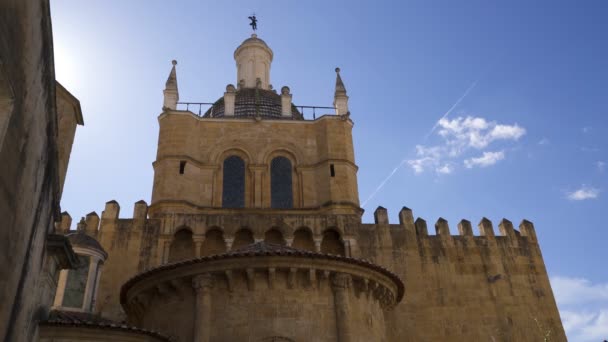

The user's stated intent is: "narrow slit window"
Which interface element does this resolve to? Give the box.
[330,164,335,177]
[179,161,186,174]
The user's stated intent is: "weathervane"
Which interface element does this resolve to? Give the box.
[248,14,258,31]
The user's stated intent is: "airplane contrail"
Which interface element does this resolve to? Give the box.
[424,79,478,140]
[361,79,479,208]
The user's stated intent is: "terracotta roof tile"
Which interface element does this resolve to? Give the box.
[121,242,404,304]
[40,310,171,341]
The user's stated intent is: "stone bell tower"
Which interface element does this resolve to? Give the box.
[150,33,359,219]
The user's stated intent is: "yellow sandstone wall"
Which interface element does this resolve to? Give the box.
[359,207,567,342]
[150,112,359,215]
[69,110,566,341]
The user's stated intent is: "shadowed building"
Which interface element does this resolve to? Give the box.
[0,1,82,341]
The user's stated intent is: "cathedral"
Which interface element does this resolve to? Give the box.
[1,3,565,341]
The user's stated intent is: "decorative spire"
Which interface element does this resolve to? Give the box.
[163,60,179,110]
[333,67,349,116]
[334,67,347,96]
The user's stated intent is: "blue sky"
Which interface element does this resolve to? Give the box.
[51,1,608,340]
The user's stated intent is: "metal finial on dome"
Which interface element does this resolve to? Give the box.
[248,14,258,31]
[335,67,341,73]
[172,60,177,66]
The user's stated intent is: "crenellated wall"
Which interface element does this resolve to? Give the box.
[361,206,566,342]
[60,201,566,341]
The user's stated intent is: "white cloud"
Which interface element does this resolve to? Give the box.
[464,151,505,168]
[436,164,453,174]
[437,116,525,150]
[597,161,605,173]
[567,186,600,201]
[407,116,525,175]
[538,137,550,145]
[582,126,592,134]
[407,157,434,174]
[552,276,608,305]
[551,276,608,342]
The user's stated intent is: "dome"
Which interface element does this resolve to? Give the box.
[203,88,303,119]
[66,231,107,257]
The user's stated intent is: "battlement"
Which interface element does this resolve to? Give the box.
[372,206,538,243]
[56,200,150,237]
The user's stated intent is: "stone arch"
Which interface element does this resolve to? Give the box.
[292,227,315,251]
[320,228,345,256]
[233,228,255,250]
[215,147,252,208]
[201,228,226,256]
[262,149,301,208]
[264,228,285,246]
[261,146,301,166]
[168,228,195,262]
[215,147,252,165]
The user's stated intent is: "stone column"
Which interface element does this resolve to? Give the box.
[82,257,100,311]
[249,165,265,208]
[225,238,234,251]
[314,238,322,252]
[332,273,352,342]
[158,236,171,264]
[192,274,214,342]
[193,236,205,258]
[52,269,69,307]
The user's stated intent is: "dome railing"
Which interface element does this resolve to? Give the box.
[176,101,335,120]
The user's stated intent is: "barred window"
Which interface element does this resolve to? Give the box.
[222,156,245,208]
[271,157,293,209]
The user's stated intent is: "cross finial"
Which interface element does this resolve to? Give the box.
[248,14,258,31]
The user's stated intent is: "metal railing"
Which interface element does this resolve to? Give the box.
[176,102,335,120]
[176,102,214,116]
[296,105,336,120]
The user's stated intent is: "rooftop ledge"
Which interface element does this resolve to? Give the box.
[159,109,352,125]
[163,102,342,121]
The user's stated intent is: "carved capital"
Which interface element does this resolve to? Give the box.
[331,273,352,290]
[192,274,214,293]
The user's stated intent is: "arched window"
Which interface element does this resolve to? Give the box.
[168,229,195,262]
[270,156,293,209]
[222,156,245,208]
[233,228,255,250]
[264,229,286,246]
[321,229,345,256]
[201,229,226,256]
[292,228,315,251]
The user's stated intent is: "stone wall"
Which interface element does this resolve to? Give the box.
[65,201,566,341]
[0,2,81,340]
[365,207,567,342]
[0,1,60,341]
[150,112,359,215]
